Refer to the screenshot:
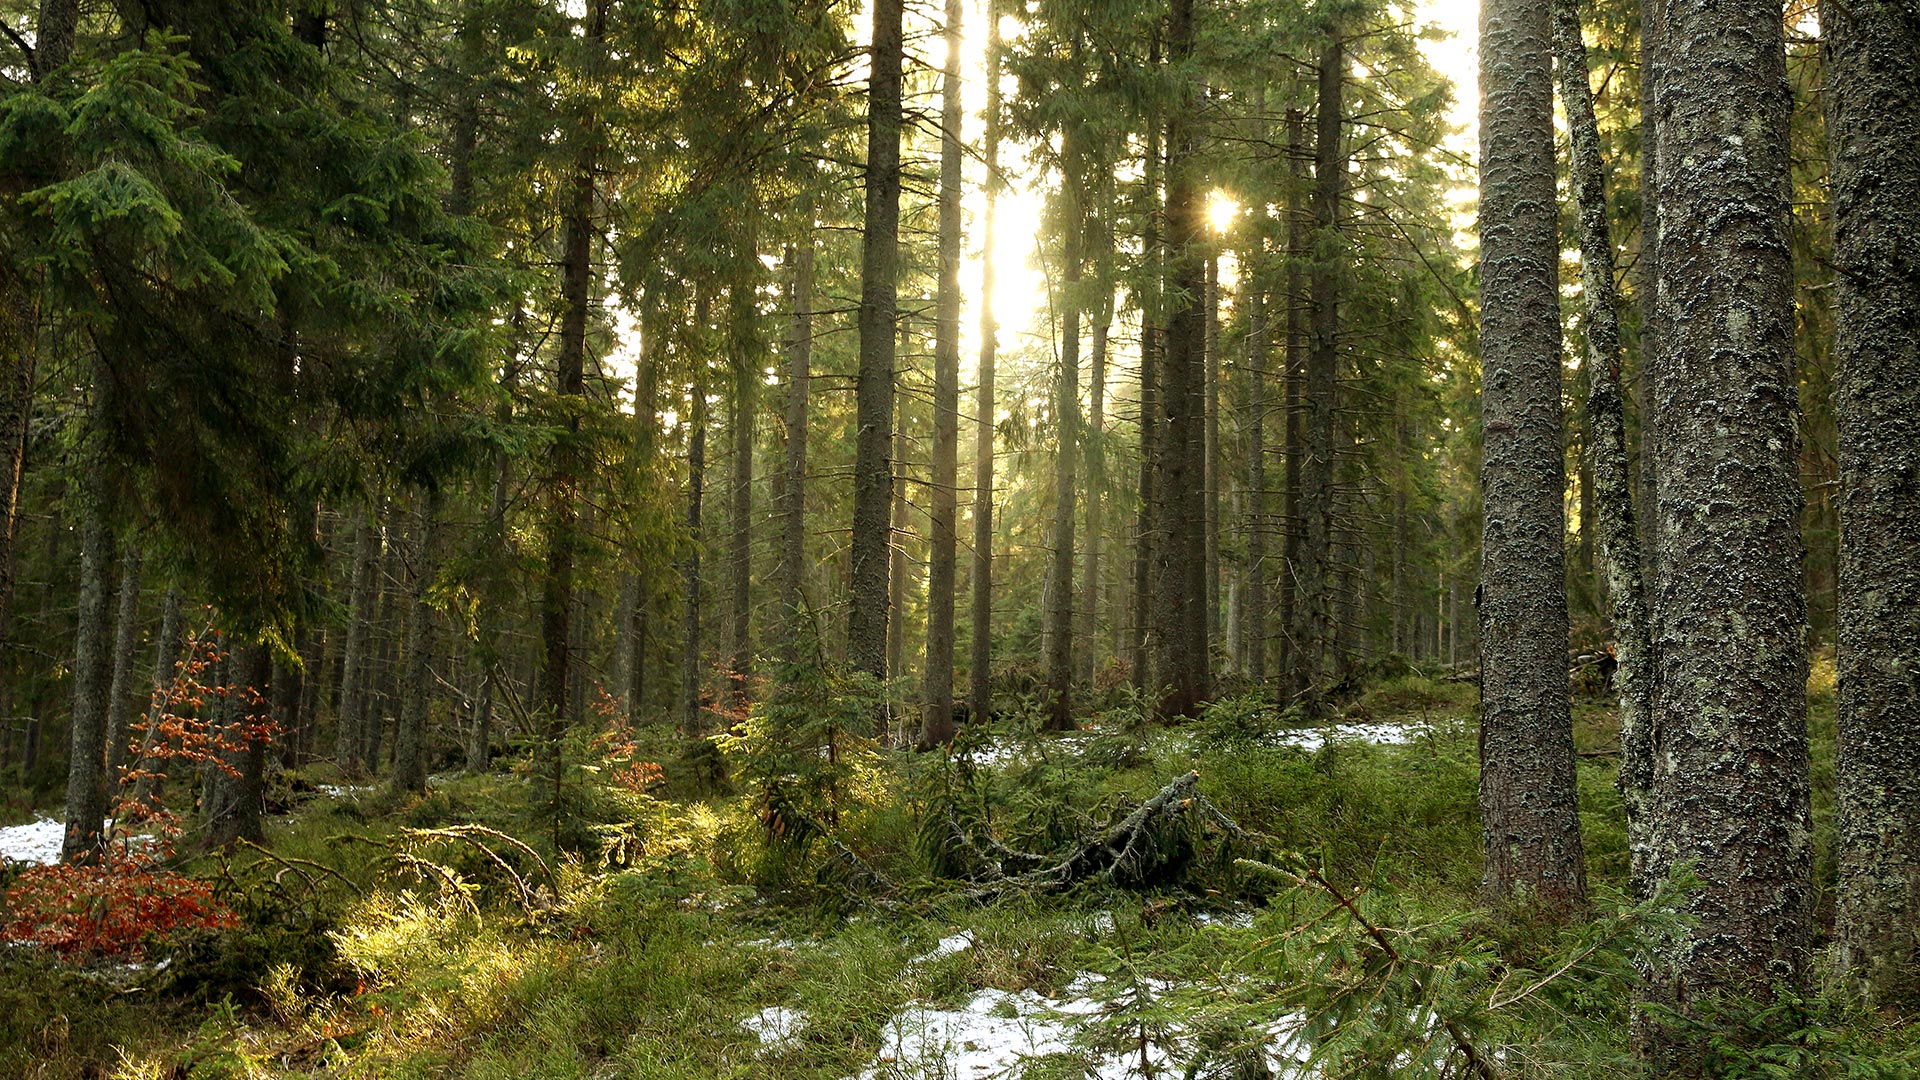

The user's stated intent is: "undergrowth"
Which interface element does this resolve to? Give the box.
[6,672,1913,1080]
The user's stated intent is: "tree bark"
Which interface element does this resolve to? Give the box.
[681,290,711,738]
[778,233,815,668]
[391,493,439,794]
[537,0,604,803]
[1477,0,1587,907]
[921,0,963,747]
[1203,252,1220,668]
[1279,107,1306,690]
[849,0,905,680]
[62,376,115,862]
[1149,0,1209,720]
[969,0,1002,725]
[1823,0,1920,1007]
[1129,93,1162,695]
[727,281,756,706]
[1642,0,1809,1052]
[1244,260,1268,685]
[1290,42,1345,718]
[104,546,143,782]
[1043,135,1084,732]
[204,642,269,849]
[1078,219,1112,687]
[1552,0,1653,898]
[337,509,380,773]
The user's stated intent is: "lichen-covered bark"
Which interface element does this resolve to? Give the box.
[1551,0,1653,897]
[1476,0,1586,906]
[849,0,905,679]
[1643,0,1810,1049]
[1823,0,1920,1007]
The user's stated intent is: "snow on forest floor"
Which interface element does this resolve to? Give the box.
[0,816,64,865]
[738,920,1306,1079]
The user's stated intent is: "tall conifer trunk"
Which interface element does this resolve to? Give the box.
[921,0,963,747]
[1290,43,1345,717]
[1552,0,1652,897]
[1477,0,1587,907]
[969,0,1002,724]
[1642,0,1809,1053]
[62,360,115,863]
[105,548,143,780]
[1150,0,1209,719]
[778,233,815,667]
[392,494,440,794]
[1823,0,1920,1007]
[727,281,755,706]
[1279,107,1306,688]
[1043,134,1084,732]
[849,0,905,679]
[1130,104,1162,694]
[681,292,711,738]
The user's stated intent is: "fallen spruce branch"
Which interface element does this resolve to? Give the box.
[1240,857,1499,1080]
[964,771,1248,901]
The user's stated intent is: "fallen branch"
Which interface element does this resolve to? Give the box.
[965,771,1247,901]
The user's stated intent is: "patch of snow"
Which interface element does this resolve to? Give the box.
[317,784,374,798]
[742,1005,806,1054]
[930,931,975,959]
[851,975,1307,1080]
[1267,721,1438,751]
[1192,907,1257,929]
[741,936,802,950]
[0,817,64,866]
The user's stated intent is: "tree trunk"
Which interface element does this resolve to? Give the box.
[337,510,380,774]
[391,493,439,794]
[1552,0,1653,898]
[921,0,963,748]
[62,380,115,862]
[887,385,909,692]
[778,231,816,667]
[681,292,711,738]
[1642,0,1809,1053]
[1078,228,1112,687]
[1290,42,1345,718]
[727,281,756,706]
[104,547,143,782]
[538,0,604,807]
[1476,0,1587,908]
[849,0,905,679]
[970,1,1002,725]
[1279,107,1306,690]
[1149,0,1209,720]
[1043,137,1083,732]
[1244,262,1268,685]
[205,642,269,849]
[1823,0,1920,1007]
[1203,252,1221,668]
[1130,87,1162,695]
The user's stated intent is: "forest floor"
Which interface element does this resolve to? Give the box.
[4,666,1910,1079]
